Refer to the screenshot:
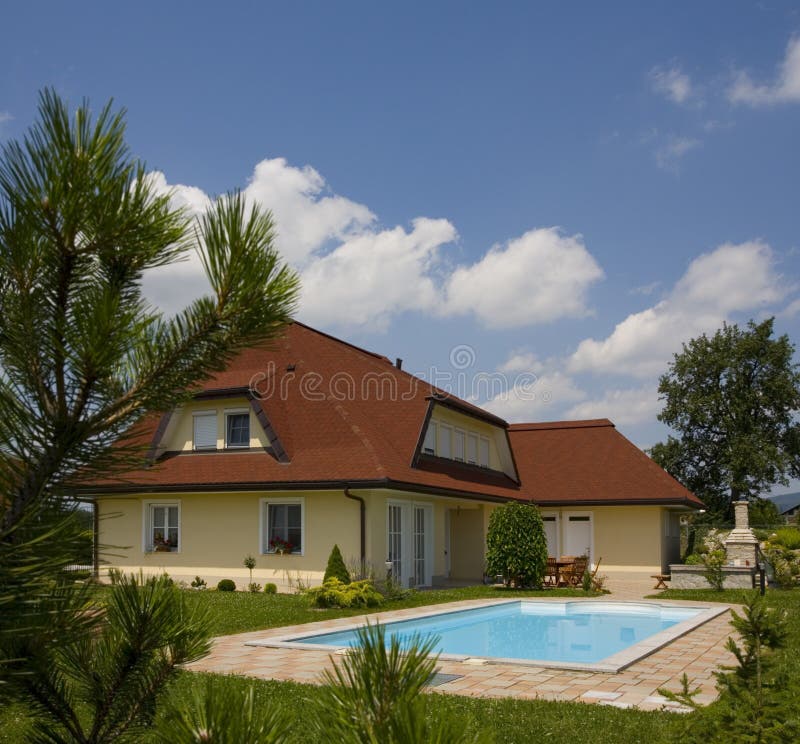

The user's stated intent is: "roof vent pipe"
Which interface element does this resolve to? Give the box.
[395,358,403,370]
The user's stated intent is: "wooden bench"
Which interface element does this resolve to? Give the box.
[651,574,670,590]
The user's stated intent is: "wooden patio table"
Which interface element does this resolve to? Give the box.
[556,560,575,587]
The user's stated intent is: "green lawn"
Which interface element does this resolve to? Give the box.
[185,584,592,636]
[4,587,798,743]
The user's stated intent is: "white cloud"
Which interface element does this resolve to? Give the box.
[298,217,456,331]
[655,136,701,171]
[442,228,604,328]
[497,351,544,374]
[483,371,586,422]
[629,281,661,297]
[569,240,787,378]
[566,385,660,426]
[141,161,606,332]
[650,64,693,104]
[729,36,800,106]
[779,297,800,318]
[242,158,375,265]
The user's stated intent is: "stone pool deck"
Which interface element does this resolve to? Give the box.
[184,584,737,712]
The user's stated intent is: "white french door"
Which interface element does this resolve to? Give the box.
[563,511,593,564]
[387,501,433,588]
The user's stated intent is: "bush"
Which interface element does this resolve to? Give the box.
[323,544,351,584]
[772,528,800,550]
[248,583,262,593]
[190,576,207,590]
[307,578,383,609]
[684,553,704,565]
[485,501,547,588]
[703,549,727,591]
[264,583,277,594]
[217,579,236,592]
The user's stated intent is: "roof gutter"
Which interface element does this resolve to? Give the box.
[344,486,366,563]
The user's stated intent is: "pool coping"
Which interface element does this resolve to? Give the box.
[244,597,729,673]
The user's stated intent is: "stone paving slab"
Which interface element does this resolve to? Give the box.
[184,589,737,712]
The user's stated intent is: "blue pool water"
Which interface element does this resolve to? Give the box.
[292,601,702,664]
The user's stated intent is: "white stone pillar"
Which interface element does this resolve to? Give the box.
[724,500,759,566]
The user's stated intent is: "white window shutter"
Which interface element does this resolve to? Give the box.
[193,413,217,449]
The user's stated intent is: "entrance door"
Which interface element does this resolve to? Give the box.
[387,502,433,588]
[563,512,593,562]
[542,513,559,557]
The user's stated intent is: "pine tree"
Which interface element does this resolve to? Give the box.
[324,544,351,584]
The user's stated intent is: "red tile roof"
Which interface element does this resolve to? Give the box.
[509,420,703,507]
[82,322,701,508]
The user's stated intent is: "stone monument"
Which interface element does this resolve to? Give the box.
[724,500,759,566]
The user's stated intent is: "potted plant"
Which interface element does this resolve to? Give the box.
[153,534,172,552]
[269,537,293,555]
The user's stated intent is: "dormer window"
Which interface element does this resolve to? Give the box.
[225,411,250,448]
[454,428,465,462]
[479,436,490,468]
[438,424,452,458]
[422,421,437,455]
[467,433,478,464]
[193,411,217,450]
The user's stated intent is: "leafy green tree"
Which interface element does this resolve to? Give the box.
[485,501,547,588]
[311,623,491,743]
[650,319,800,519]
[8,573,212,743]
[0,89,299,675]
[324,543,351,584]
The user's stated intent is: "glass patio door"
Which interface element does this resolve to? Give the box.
[387,502,433,588]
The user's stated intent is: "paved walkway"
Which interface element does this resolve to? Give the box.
[185,579,736,711]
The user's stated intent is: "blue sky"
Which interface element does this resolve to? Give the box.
[2,2,800,491]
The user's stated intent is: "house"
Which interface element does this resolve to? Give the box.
[767,492,800,524]
[79,322,703,589]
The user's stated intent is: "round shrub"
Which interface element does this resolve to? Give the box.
[264,583,277,594]
[307,578,383,608]
[323,543,351,584]
[216,579,236,592]
[486,501,547,588]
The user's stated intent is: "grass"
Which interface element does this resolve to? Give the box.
[182,584,592,636]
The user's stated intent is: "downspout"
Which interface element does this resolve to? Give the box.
[344,486,366,564]
[91,500,99,580]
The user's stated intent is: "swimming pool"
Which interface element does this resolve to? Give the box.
[248,600,727,672]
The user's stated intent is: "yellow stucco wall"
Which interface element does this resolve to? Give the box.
[96,488,677,589]
[165,398,269,451]
[448,506,485,580]
[97,490,361,588]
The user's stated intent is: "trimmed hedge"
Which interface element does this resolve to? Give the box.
[217,579,236,592]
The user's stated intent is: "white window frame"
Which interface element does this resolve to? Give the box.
[422,420,437,455]
[478,436,490,468]
[142,499,181,553]
[224,407,251,449]
[192,409,218,451]
[260,496,305,556]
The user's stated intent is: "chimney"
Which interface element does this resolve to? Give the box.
[395,358,403,370]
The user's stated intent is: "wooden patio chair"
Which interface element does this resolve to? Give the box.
[544,557,558,587]
[564,556,588,587]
